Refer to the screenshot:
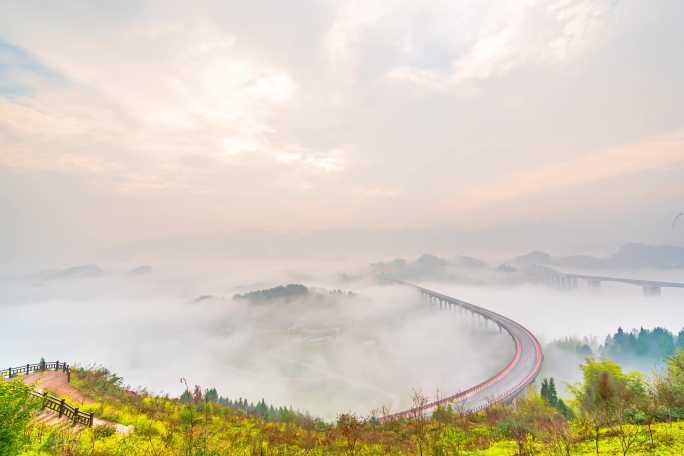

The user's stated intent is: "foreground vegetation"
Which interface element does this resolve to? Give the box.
[3,351,684,455]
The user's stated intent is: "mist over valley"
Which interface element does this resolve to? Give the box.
[3,244,684,420]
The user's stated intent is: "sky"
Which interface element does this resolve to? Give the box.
[2,0,684,267]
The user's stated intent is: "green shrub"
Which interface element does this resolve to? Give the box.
[93,424,116,439]
[0,379,40,456]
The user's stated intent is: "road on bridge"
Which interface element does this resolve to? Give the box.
[381,284,543,420]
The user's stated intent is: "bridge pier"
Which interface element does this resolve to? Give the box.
[544,269,684,296]
[587,279,601,290]
[383,284,543,421]
[554,275,579,291]
[554,275,568,290]
[419,292,505,334]
[643,286,661,297]
[555,275,564,290]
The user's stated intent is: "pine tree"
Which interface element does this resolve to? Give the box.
[548,378,559,405]
[205,388,219,403]
[541,377,574,419]
[541,378,550,403]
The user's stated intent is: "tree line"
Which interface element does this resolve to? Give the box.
[554,326,684,364]
[180,386,315,425]
[602,326,684,362]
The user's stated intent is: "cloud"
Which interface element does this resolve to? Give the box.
[1,0,683,259]
[276,146,346,173]
[0,268,514,420]
[0,24,312,199]
[444,131,684,213]
[386,0,615,89]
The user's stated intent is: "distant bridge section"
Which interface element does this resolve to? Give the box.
[530,265,684,296]
[380,283,543,421]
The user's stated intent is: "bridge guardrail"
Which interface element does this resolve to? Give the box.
[380,283,543,421]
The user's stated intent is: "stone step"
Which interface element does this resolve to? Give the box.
[33,408,85,432]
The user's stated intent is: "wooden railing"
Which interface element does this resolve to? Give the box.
[2,360,93,427]
[30,390,94,427]
[1,360,71,382]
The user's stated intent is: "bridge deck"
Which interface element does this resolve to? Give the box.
[564,273,684,288]
[381,284,543,420]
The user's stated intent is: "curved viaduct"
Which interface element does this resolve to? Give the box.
[381,283,543,421]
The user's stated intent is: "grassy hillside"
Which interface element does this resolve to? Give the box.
[4,352,684,455]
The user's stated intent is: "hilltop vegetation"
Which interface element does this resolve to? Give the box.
[603,327,684,363]
[232,284,357,304]
[3,350,684,455]
[234,284,310,302]
[185,389,314,424]
[551,326,684,366]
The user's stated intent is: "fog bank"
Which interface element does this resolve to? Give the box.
[1,266,510,420]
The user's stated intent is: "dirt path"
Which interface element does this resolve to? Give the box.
[23,371,86,402]
[23,371,132,434]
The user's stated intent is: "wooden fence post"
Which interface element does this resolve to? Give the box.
[58,399,65,418]
[42,392,48,409]
[73,408,79,425]
[89,412,94,427]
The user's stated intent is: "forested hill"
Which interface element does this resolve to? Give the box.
[233,284,310,302]
[232,284,357,303]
